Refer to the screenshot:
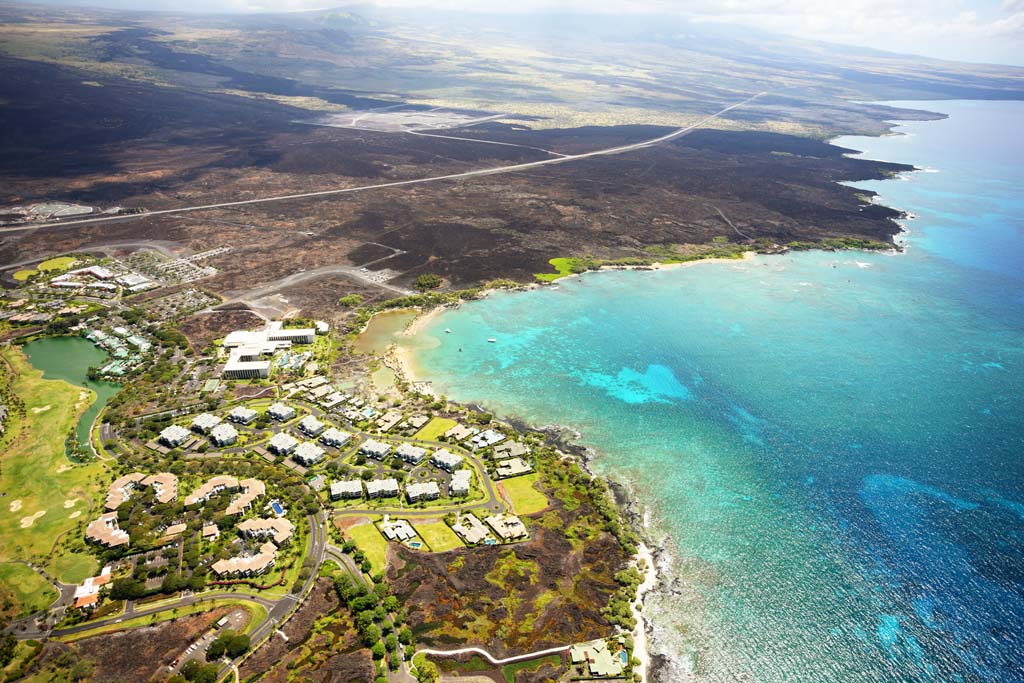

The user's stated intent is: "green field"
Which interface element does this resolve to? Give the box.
[58,599,265,641]
[49,549,98,585]
[533,257,575,282]
[0,347,107,598]
[0,562,57,618]
[37,256,77,272]
[345,522,388,573]
[500,473,549,515]
[12,269,38,282]
[415,520,464,552]
[413,417,457,442]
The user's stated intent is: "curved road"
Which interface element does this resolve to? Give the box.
[1,94,763,235]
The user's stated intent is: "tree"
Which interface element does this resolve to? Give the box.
[414,274,443,292]
[338,294,364,308]
[226,634,251,658]
[0,632,16,668]
[385,633,398,652]
[416,660,440,683]
[398,626,413,645]
[371,641,386,659]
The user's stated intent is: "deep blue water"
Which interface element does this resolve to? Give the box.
[407,101,1024,682]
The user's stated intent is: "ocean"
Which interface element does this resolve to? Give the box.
[404,100,1024,682]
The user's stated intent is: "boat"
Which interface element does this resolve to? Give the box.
[487,338,497,343]
[445,328,452,333]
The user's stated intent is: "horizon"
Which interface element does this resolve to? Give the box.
[11,0,1024,67]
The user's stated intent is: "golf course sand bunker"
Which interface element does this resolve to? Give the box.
[31,404,51,413]
[63,498,79,508]
[9,499,22,512]
[20,510,46,527]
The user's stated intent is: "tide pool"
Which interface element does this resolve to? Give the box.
[407,100,1024,682]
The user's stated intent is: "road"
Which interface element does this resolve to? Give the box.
[413,643,571,667]
[221,263,413,304]
[1,93,763,235]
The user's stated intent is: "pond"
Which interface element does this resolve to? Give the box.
[22,336,121,449]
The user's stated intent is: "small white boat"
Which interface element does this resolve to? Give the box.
[487,338,497,343]
[445,328,452,333]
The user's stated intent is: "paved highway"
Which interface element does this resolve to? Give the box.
[1,94,763,235]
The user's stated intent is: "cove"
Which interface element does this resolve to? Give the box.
[22,336,121,449]
[404,101,1024,682]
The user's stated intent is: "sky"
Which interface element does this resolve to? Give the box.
[28,0,1024,65]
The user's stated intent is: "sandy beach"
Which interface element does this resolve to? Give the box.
[632,541,659,681]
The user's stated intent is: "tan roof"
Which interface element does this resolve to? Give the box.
[85,512,130,547]
[211,541,277,577]
[202,524,220,538]
[225,478,266,516]
[238,517,295,545]
[185,475,240,506]
[142,473,179,504]
[104,473,146,510]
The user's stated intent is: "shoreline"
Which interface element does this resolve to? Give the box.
[375,243,906,682]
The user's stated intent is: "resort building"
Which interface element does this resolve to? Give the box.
[406,481,441,503]
[452,514,490,545]
[225,478,266,516]
[159,424,191,448]
[360,439,392,460]
[570,640,624,678]
[366,478,400,499]
[298,415,325,437]
[397,443,428,465]
[320,427,352,449]
[430,448,463,472]
[315,320,330,335]
[320,393,345,409]
[450,470,472,497]
[211,542,277,578]
[471,429,506,450]
[228,406,258,424]
[238,517,295,545]
[85,513,130,548]
[163,523,187,541]
[485,514,529,541]
[191,413,222,434]
[495,457,534,479]
[209,423,239,447]
[381,518,416,542]
[268,403,297,421]
[202,524,220,540]
[185,475,240,506]
[494,441,530,459]
[72,567,112,610]
[405,415,430,430]
[377,410,403,432]
[443,423,477,442]
[268,432,299,455]
[105,472,146,510]
[292,441,326,466]
[330,480,363,500]
[142,472,179,504]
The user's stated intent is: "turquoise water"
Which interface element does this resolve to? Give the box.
[22,336,121,448]
[408,100,1024,682]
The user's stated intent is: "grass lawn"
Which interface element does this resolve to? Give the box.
[533,257,575,282]
[501,654,562,683]
[49,549,98,585]
[500,473,549,515]
[414,521,464,553]
[0,347,107,593]
[345,522,388,574]
[37,256,77,272]
[12,269,38,282]
[0,562,57,617]
[413,417,457,442]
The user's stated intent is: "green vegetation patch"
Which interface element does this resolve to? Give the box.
[500,473,549,515]
[0,562,57,618]
[0,347,107,592]
[37,256,77,272]
[413,417,457,442]
[48,550,98,585]
[345,523,388,574]
[12,269,38,282]
[533,257,580,282]
[501,654,562,683]
[414,521,464,553]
